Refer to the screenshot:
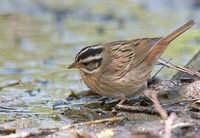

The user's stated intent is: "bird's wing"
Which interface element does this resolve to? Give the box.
[104,37,161,78]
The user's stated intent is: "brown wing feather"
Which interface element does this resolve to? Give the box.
[129,37,161,68]
[102,20,194,79]
[103,37,161,78]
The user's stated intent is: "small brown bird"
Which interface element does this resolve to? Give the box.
[68,20,194,102]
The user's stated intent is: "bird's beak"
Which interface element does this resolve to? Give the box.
[68,62,76,69]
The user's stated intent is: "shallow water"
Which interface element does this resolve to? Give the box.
[0,0,199,127]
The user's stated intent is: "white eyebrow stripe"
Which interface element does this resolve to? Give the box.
[78,48,89,56]
[80,53,103,63]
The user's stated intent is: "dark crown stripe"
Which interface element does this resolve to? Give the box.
[76,45,104,62]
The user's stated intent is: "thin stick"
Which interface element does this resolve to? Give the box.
[0,80,21,90]
[165,113,176,138]
[81,117,125,125]
[115,102,181,115]
[158,58,200,78]
[115,104,157,114]
[153,58,172,79]
[150,92,168,120]
[146,91,177,138]
[61,117,125,129]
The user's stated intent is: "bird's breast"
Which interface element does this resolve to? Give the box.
[79,70,146,97]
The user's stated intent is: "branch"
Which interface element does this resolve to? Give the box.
[0,80,21,90]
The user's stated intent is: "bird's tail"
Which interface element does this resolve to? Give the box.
[145,20,195,64]
[159,20,194,44]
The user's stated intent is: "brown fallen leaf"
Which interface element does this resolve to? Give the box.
[178,80,200,100]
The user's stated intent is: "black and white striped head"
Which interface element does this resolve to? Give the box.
[68,44,104,74]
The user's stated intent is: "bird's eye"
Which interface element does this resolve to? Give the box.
[81,58,102,72]
[82,62,90,66]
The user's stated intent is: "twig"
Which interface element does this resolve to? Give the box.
[80,117,125,125]
[165,113,176,138]
[0,80,21,90]
[145,91,177,138]
[61,117,125,129]
[153,58,172,79]
[115,103,180,115]
[158,58,200,78]
[147,91,168,120]
[115,104,158,114]
[172,122,194,129]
